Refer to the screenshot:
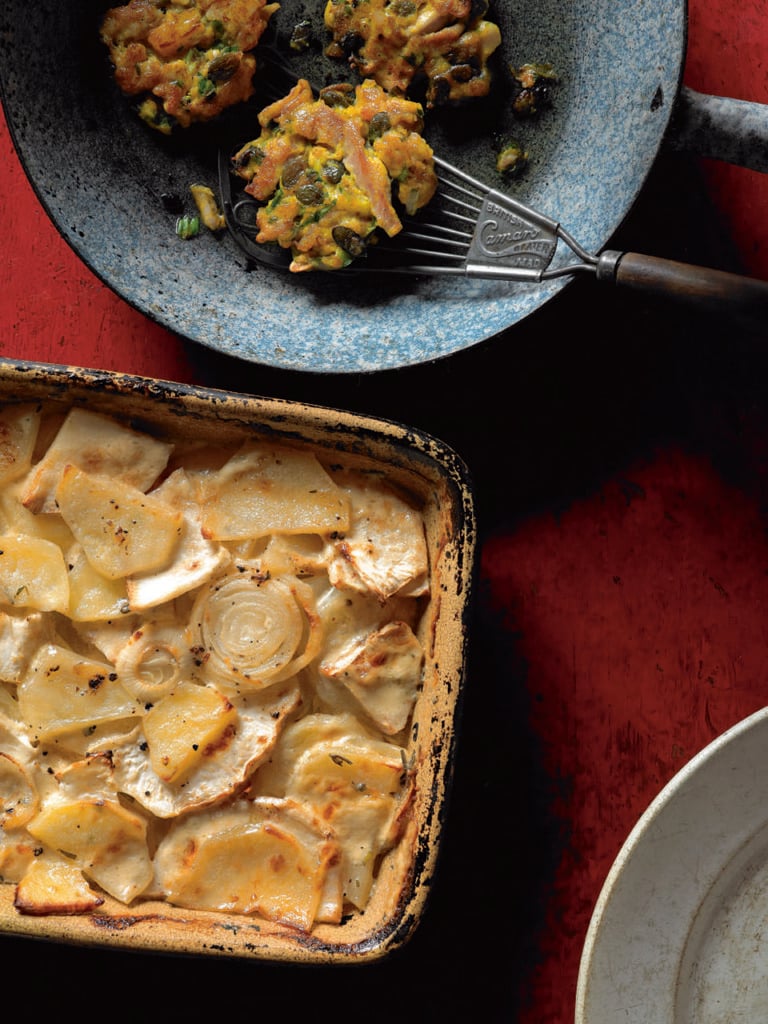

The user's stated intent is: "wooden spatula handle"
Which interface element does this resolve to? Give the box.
[597,250,768,329]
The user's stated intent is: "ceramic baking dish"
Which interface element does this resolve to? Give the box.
[0,358,476,964]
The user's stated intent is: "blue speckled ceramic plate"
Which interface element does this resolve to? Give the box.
[0,0,685,373]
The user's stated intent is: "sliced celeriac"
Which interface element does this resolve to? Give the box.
[20,407,173,514]
[313,580,422,650]
[0,685,18,720]
[308,584,424,722]
[320,619,423,735]
[125,469,230,611]
[51,719,142,761]
[0,751,39,829]
[326,482,429,599]
[72,615,139,664]
[0,609,54,683]
[0,714,40,771]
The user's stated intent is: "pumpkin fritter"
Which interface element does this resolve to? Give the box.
[231,78,437,271]
[324,0,502,107]
[100,0,279,133]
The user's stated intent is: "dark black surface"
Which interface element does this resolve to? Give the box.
[3,151,765,1020]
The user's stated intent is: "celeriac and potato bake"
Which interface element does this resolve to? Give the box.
[0,402,430,931]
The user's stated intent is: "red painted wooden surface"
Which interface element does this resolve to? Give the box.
[487,449,768,1020]
[685,0,768,280]
[0,4,766,1020]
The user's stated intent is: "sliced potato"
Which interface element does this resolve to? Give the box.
[66,543,130,622]
[14,855,104,916]
[18,643,139,742]
[0,830,37,884]
[154,798,337,929]
[142,682,238,784]
[0,751,39,829]
[289,741,406,909]
[55,466,183,580]
[20,408,173,514]
[255,713,409,909]
[254,533,329,577]
[201,443,351,541]
[0,533,69,614]
[0,485,75,550]
[163,825,322,925]
[0,405,41,486]
[110,681,301,818]
[27,798,153,903]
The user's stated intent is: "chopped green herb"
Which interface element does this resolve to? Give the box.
[176,215,201,240]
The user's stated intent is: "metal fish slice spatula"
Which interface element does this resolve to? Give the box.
[218,65,768,324]
[391,157,768,319]
[390,154,594,280]
[219,144,582,278]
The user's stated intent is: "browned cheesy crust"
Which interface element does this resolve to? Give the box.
[324,0,502,107]
[232,78,437,271]
[100,0,279,132]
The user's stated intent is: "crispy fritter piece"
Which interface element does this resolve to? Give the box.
[100,0,279,132]
[231,78,437,271]
[510,62,559,117]
[324,0,501,107]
